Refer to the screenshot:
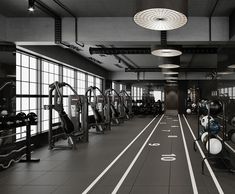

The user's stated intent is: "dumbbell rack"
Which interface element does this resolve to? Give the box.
[194,100,231,174]
[0,116,40,169]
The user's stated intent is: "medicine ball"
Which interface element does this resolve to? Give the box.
[199,99,208,116]
[207,100,222,116]
[186,108,192,114]
[208,120,221,135]
[201,116,214,129]
[192,103,197,108]
[228,129,235,143]
[206,138,222,155]
[230,116,235,127]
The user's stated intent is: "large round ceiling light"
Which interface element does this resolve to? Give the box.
[159,64,180,69]
[165,76,178,80]
[151,48,182,57]
[134,0,188,31]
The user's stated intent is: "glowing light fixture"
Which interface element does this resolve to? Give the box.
[162,71,179,75]
[158,56,180,69]
[228,64,235,68]
[151,46,182,57]
[28,0,35,12]
[165,76,178,80]
[134,0,188,31]
[217,71,233,75]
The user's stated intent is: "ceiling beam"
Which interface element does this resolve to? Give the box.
[89,47,218,55]
[125,67,217,73]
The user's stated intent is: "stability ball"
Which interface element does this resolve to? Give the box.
[201,132,209,144]
[207,100,222,116]
[206,138,222,155]
[186,108,192,114]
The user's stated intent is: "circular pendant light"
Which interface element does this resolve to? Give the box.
[162,71,179,75]
[134,0,188,31]
[151,45,182,57]
[158,56,180,69]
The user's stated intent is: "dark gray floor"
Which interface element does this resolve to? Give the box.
[0,114,233,194]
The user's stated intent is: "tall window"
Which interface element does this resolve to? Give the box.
[16,51,104,140]
[41,60,60,132]
[16,53,38,139]
[77,72,85,95]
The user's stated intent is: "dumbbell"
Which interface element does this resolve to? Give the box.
[15,112,27,126]
[27,112,38,125]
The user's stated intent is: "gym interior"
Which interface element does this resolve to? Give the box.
[1,0,235,193]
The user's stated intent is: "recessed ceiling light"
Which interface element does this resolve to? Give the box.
[228,64,235,68]
[151,48,182,57]
[159,64,180,69]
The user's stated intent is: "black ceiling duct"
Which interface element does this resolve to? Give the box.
[89,47,217,55]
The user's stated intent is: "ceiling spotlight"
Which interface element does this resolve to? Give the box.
[134,0,188,31]
[28,0,35,12]
[228,64,235,69]
[151,47,182,57]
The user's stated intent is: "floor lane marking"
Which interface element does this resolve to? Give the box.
[81,115,159,194]
[168,135,178,138]
[178,114,198,194]
[183,114,224,194]
[111,115,164,194]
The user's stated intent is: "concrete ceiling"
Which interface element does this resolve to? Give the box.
[0,0,235,80]
[0,0,235,17]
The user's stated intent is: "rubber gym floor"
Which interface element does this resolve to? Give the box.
[0,114,234,194]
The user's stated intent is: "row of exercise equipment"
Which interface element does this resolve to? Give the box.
[195,98,235,172]
[44,81,134,150]
[0,112,40,170]
[132,97,163,115]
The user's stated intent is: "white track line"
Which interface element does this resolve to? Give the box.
[82,115,159,194]
[178,115,198,194]
[111,115,164,194]
[183,114,224,194]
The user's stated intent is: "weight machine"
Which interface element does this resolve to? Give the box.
[44,82,86,150]
[119,90,134,119]
[85,86,110,133]
[105,89,125,124]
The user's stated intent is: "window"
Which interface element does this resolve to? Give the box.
[16,51,104,140]
[77,72,85,95]
[16,53,39,139]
